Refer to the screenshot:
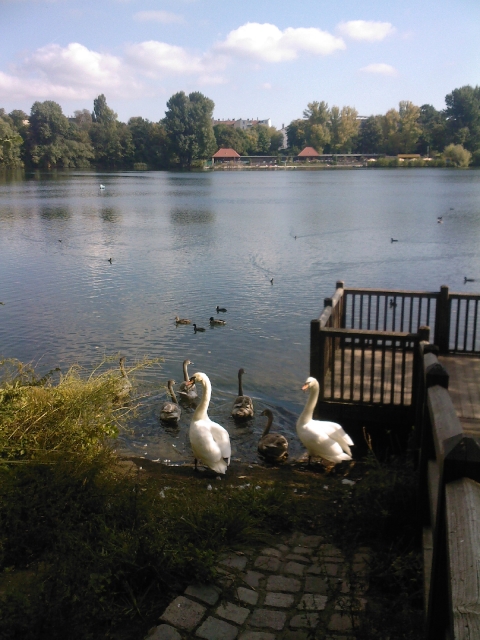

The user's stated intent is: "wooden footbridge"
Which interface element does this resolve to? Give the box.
[310,282,480,640]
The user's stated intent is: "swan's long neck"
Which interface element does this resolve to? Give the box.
[238,370,244,396]
[193,375,211,420]
[297,381,319,427]
[262,413,273,437]
[168,381,178,404]
[183,361,189,382]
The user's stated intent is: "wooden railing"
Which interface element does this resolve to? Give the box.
[311,285,480,394]
[418,350,480,639]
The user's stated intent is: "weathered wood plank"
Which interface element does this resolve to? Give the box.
[427,386,464,463]
[423,526,434,612]
[445,478,480,640]
[428,460,440,530]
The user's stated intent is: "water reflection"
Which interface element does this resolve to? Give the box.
[170,208,214,225]
[101,207,120,223]
[40,206,71,221]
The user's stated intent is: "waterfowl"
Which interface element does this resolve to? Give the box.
[437,216,443,223]
[389,298,397,308]
[210,317,226,326]
[115,356,132,402]
[464,277,475,283]
[175,316,191,325]
[270,278,274,284]
[185,372,231,473]
[231,368,254,421]
[160,380,181,423]
[258,409,288,462]
[391,238,398,243]
[108,257,112,263]
[193,324,205,332]
[178,359,198,401]
[216,306,227,313]
[100,184,105,190]
[296,377,353,467]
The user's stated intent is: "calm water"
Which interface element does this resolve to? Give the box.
[1,168,479,463]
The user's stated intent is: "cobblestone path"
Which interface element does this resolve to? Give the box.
[146,531,370,640]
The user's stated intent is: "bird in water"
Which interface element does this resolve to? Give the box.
[175,316,191,325]
[270,278,274,284]
[231,368,254,421]
[210,317,226,326]
[160,380,181,423]
[437,216,443,224]
[389,298,397,308]
[464,277,475,283]
[177,359,198,402]
[115,356,132,402]
[185,372,231,474]
[193,324,206,332]
[100,184,105,190]
[108,257,112,263]
[216,306,227,313]
[258,409,288,462]
[391,238,398,243]
[296,377,353,470]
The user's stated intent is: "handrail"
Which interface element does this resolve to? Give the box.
[418,351,480,639]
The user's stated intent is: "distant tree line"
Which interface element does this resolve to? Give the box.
[287,86,480,167]
[1,84,479,171]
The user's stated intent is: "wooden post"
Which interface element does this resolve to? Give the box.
[434,285,450,354]
[310,319,322,383]
[336,280,345,327]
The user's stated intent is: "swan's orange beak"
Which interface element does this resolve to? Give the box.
[301,382,309,391]
[185,376,195,388]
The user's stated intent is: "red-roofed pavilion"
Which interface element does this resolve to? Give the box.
[297,146,320,161]
[212,148,241,163]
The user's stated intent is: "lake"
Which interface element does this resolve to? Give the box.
[1,168,479,464]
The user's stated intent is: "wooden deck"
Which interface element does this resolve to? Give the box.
[439,355,480,439]
[324,347,414,405]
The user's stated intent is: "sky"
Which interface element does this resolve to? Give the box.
[0,0,479,128]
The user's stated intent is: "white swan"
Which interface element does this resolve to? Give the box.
[258,409,288,462]
[185,372,231,474]
[177,359,198,402]
[160,380,181,423]
[296,377,353,466]
[231,368,254,421]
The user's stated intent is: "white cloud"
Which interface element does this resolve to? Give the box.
[125,41,225,77]
[216,22,345,63]
[133,11,184,24]
[0,42,139,101]
[338,20,395,42]
[360,63,397,76]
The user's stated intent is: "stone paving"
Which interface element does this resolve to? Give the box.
[145,532,370,640]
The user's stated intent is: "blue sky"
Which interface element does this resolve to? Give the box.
[0,0,479,127]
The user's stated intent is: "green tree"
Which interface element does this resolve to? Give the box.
[336,106,359,152]
[398,101,421,153]
[417,104,447,154]
[90,95,132,168]
[163,91,216,167]
[356,116,383,154]
[213,124,248,154]
[381,108,401,155]
[443,143,472,167]
[27,100,92,168]
[309,123,330,153]
[0,112,23,169]
[286,119,307,152]
[128,117,168,168]
[444,85,480,151]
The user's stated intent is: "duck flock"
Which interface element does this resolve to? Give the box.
[120,315,355,473]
